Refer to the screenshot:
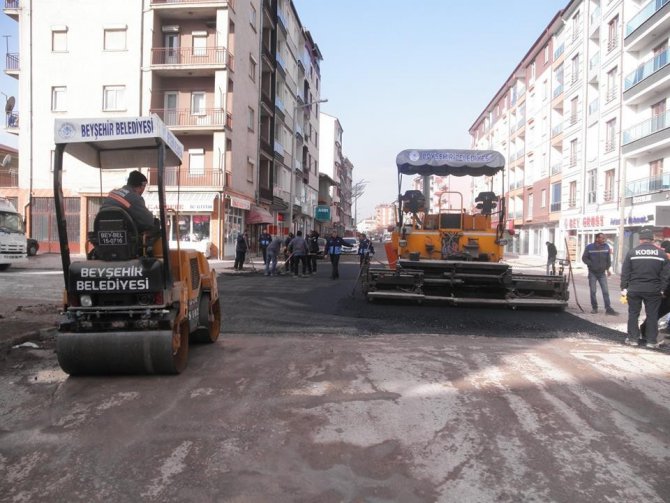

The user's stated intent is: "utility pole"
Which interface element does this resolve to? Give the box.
[351,179,368,233]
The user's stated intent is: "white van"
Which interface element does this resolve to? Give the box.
[0,197,27,270]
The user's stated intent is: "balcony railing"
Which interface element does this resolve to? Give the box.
[622,110,669,144]
[607,37,618,53]
[5,112,18,128]
[551,163,562,175]
[151,46,230,67]
[551,123,563,137]
[4,0,19,8]
[5,52,18,72]
[151,108,229,128]
[568,198,577,208]
[0,169,18,187]
[588,98,599,115]
[590,6,601,26]
[626,0,670,36]
[604,140,616,153]
[552,83,564,98]
[606,86,618,103]
[626,173,670,197]
[550,201,561,212]
[589,52,600,71]
[148,167,224,187]
[624,47,669,90]
[603,190,615,202]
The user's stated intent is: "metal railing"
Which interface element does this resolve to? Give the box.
[5,52,18,71]
[626,173,670,197]
[626,0,670,36]
[622,110,669,144]
[552,83,564,98]
[5,112,18,128]
[553,42,565,60]
[551,123,563,137]
[151,46,230,67]
[0,169,18,187]
[624,47,668,90]
[152,0,232,4]
[4,0,19,8]
[551,163,562,175]
[607,37,618,53]
[150,108,228,128]
[148,167,224,187]
[550,201,561,212]
[588,98,599,115]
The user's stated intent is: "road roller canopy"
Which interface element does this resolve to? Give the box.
[54,115,184,168]
[396,149,505,177]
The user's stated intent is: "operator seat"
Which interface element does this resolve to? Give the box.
[475,191,498,216]
[91,206,140,261]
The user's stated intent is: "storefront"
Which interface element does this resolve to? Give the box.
[224,196,251,259]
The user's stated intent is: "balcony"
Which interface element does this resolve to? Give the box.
[150,0,232,19]
[550,201,561,212]
[4,52,18,77]
[588,98,599,116]
[624,47,668,91]
[551,163,562,175]
[0,169,17,187]
[552,83,564,98]
[5,112,18,134]
[3,0,18,20]
[147,167,224,188]
[625,172,670,197]
[626,0,670,37]
[604,140,616,153]
[603,190,615,202]
[622,110,669,145]
[150,108,229,131]
[151,46,231,77]
[606,38,618,53]
[551,123,563,138]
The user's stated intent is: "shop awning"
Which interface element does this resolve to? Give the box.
[247,205,274,225]
[144,191,218,212]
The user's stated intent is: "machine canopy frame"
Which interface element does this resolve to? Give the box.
[396,149,505,177]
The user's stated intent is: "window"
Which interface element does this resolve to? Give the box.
[249,4,257,30]
[52,26,68,52]
[51,86,66,112]
[249,55,257,82]
[569,180,577,207]
[605,119,616,152]
[550,182,561,212]
[607,15,619,52]
[103,85,125,111]
[606,67,617,102]
[189,149,205,175]
[571,54,580,84]
[569,139,578,166]
[544,46,549,63]
[247,106,255,131]
[247,157,255,182]
[530,62,536,82]
[541,189,546,208]
[527,193,534,220]
[191,92,205,115]
[570,97,578,124]
[192,32,207,57]
[587,169,597,204]
[104,27,127,51]
[604,169,615,201]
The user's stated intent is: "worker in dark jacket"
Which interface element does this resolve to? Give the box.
[234,232,249,271]
[358,233,375,265]
[582,232,617,315]
[621,229,670,348]
[546,241,558,275]
[102,170,158,233]
[259,228,272,265]
[640,240,670,338]
[324,230,346,279]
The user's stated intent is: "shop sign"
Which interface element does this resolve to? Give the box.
[610,215,652,226]
[229,196,251,210]
[563,215,605,229]
[315,205,331,222]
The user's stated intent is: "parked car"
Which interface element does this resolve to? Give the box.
[27,238,39,256]
[341,237,359,255]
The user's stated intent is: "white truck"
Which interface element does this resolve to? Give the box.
[0,197,27,270]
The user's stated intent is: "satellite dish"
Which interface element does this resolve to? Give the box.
[2,154,11,167]
[5,96,15,114]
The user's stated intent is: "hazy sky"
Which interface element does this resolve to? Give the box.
[293,0,568,220]
[0,2,569,220]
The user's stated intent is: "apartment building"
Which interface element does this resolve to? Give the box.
[3,0,324,258]
[374,202,395,233]
[470,0,669,264]
[319,112,350,235]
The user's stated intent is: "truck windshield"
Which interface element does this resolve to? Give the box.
[0,211,25,233]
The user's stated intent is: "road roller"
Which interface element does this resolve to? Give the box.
[363,149,569,309]
[52,115,221,374]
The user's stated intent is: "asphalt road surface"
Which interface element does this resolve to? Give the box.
[1,257,669,502]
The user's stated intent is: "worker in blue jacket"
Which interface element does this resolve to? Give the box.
[582,232,617,315]
[324,230,346,279]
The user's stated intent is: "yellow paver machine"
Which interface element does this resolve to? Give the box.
[364,149,569,309]
[53,116,220,374]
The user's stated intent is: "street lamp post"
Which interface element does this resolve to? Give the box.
[288,98,327,235]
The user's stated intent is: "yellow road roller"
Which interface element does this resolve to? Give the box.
[53,115,221,374]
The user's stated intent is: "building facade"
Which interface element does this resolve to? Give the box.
[2,0,327,258]
[470,0,669,265]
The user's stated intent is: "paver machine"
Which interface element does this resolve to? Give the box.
[53,115,221,374]
[364,149,569,309]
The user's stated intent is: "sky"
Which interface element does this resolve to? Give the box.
[293,0,568,221]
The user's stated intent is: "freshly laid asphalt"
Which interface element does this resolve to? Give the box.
[0,249,635,350]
